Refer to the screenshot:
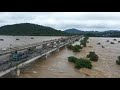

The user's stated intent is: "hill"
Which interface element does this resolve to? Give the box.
[0,23,71,36]
[64,28,84,34]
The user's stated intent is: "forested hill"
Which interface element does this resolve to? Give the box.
[0,23,71,36]
[64,28,84,34]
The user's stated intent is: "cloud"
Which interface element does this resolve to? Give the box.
[0,12,120,31]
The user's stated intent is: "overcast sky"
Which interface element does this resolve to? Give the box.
[1,12,120,31]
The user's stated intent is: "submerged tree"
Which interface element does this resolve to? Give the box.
[87,52,99,62]
[68,56,78,63]
[116,56,120,65]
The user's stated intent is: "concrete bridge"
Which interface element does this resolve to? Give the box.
[0,35,82,77]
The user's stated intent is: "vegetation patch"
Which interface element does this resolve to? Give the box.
[80,36,89,47]
[68,56,78,63]
[118,41,120,43]
[116,56,120,65]
[80,40,86,47]
[67,45,82,52]
[68,36,89,52]
[67,45,74,50]
[75,45,82,49]
[68,56,92,69]
[87,52,99,62]
[75,58,92,69]
[73,46,80,52]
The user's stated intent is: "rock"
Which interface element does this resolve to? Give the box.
[88,46,93,48]
[101,45,105,48]
[33,71,37,74]
[113,39,117,41]
[79,68,106,78]
[106,40,109,42]
[110,42,115,44]
[97,43,101,45]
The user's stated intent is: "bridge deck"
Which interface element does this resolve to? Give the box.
[0,36,82,77]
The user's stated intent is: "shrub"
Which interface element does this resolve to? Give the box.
[87,52,99,62]
[116,56,120,65]
[80,40,86,47]
[106,40,109,42]
[116,60,120,65]
[68,56,78,63]
[73,46,80,52]
[87,52,95,58]
[80,36,89,47]
[74,45,82,49]
[110,42,115,44]
[67,45,73,50]
[67,45,82,52]
[84,36,89,40]
[118,41,120,43]
[75,58,92,69]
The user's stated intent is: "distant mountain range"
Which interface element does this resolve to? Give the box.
[64,29,120,37]
[0,23,71,36]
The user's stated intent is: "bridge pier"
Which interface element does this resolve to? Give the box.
[65,45,67,49]
[45,52,50,59]
[45,54,48,59]
[15,65,21,77]
[16,69,21,77]
[57,48,59,52]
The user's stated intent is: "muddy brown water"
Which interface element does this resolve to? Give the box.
[18,47,85,78]
[10,37,120,78]
[0,36,63,50]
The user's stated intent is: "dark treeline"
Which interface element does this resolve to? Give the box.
[0,23,72,36]
[84,30,120,37]
[65,29,120,37]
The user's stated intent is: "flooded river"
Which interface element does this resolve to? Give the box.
[18,37,120,78]
[18,47,85,78]
[1,36,120,78]
[0,36,62,50]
